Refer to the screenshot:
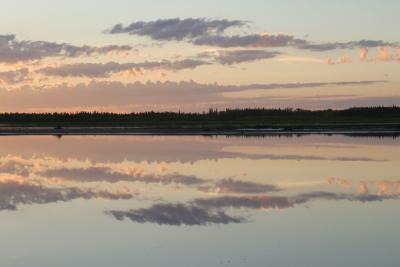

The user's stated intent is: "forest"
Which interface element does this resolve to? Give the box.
[0,106,399,129]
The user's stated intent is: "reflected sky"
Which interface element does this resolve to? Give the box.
[0,135,399,267]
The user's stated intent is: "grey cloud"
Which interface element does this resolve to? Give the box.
[296,40,399,52]
[40,166,207,185]
[105,19,398,51]
[95,45,133,54]
[195,35,398,51]
[106,18,246,41]
[193,34,296,48]
[0,34,133,63]
[38,59,209,78]
[0,68,30,84]
[0,180,134,211]
[201,178,281,194]
[107,203,245,226]
[199,49,281,65]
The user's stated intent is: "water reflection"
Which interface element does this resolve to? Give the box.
[0,135,399,266]
[0,135,398,224]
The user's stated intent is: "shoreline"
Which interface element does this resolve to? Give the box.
[0,127,399,136]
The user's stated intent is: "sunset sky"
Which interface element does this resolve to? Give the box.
[0,0,399,112]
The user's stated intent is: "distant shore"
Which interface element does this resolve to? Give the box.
[1,107,399,136]
[1,125,399,137]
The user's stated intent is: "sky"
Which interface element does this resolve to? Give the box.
[0,0,399,112]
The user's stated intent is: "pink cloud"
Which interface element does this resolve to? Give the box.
[397,48,400,62]
[359,48,369,61]
[358,181,369,195]
[375,47,392,62]
[326,55,353,65]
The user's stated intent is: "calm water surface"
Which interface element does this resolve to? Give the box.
[0,135,399,267]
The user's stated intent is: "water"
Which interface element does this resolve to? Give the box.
[0,135,399,267]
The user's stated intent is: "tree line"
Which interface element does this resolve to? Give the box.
[0,106,399,127]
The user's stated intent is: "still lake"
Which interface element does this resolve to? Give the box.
[0,134,399,267]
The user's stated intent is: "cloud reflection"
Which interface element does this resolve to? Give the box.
[40,166,208,185]
[108,191,400,226]
[0,179,134,211]
[107,203,245,226]
[199,178,281,194]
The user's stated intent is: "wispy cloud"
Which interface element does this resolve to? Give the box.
[105,18,246,41]
[0,34,133,63]
[198,49,281,65]
[193,33,297,48]
[359,48,369,61]
[326,55,353,65]
[105,18,398,52]
[38,59,209,78]
[296,40,398,52]
[0,68,30,84]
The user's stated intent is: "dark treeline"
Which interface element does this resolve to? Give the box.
[0,106,400,128]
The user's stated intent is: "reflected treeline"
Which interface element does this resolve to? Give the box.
[222,133,400,139]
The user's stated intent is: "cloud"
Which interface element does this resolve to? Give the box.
[105,18,246,41]
[296,40,398,52]
[107,203,245,226]
[0,34,133,63]
[0,68,30,84]
[328,47,400,64]
[192,37,398,51]
[199,49,281,65]
[200,178,281,194]
[359,48,369,61]
[38,59,209,78]
[397,48,400,62]
[105,19,398,53]
[375,47,393,62]
[0,180,134,211]
[326,55,353,65]
[193,33,296,48]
